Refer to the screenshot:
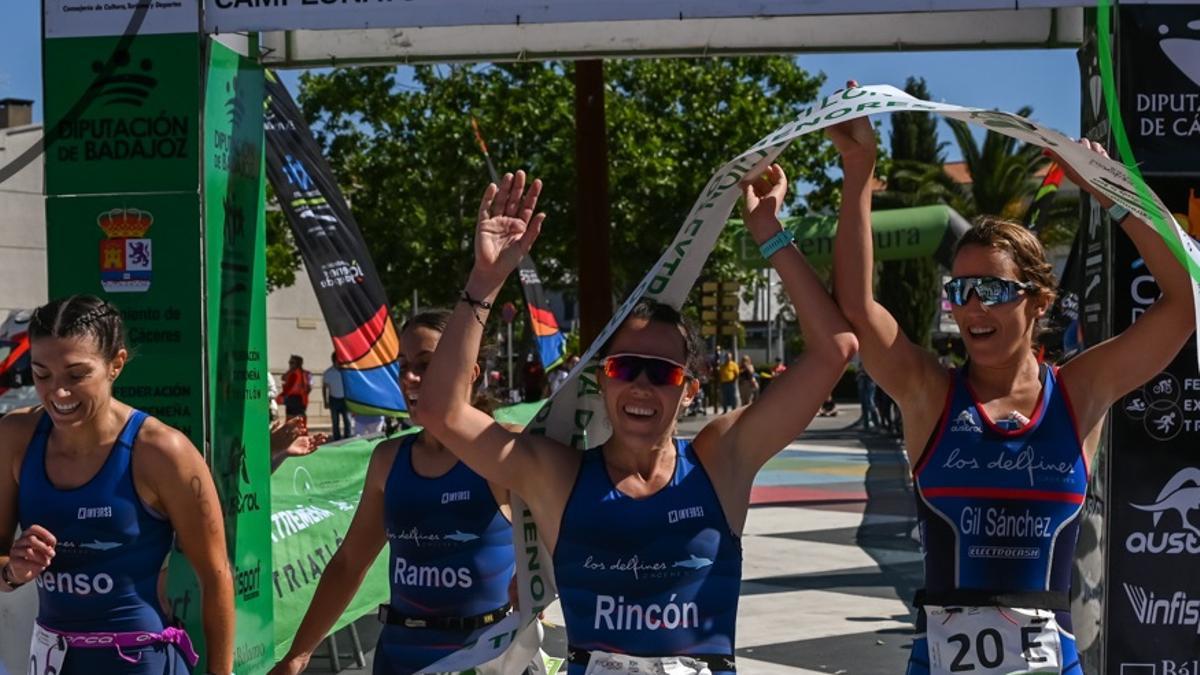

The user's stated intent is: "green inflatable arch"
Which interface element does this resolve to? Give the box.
[736,204,973,268]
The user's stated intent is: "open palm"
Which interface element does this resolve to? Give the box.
[475,170,546,286]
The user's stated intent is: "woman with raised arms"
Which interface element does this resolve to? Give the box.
[0,295,233,674]
[828,85,1194,674]
[271,310,525,675]
[419,168,857,674]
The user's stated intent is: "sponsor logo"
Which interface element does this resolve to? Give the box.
[271,504,334,544]
[78,540,122,552]
[386,527,479,546]
[36,571,114,595]
[441,490,471,505]
[939,446,1077,487]
[950,409,982,433]
[235,560,261,601]
[1121,661,1200,675]
[90,50,157,108]
[667,505,705,524]
[583,554,669,580]
[97,209,153,293]
[968,545,1042,560]
[318,259,365,289]
[672,554,713,570]
[1126,467,1200,555]
[391,558,473,589]
[1123,584,1200,634]
[76,506,113,520]
[282,154,313,191]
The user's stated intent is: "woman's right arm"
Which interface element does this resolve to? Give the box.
[419,172,569,501]
[828,106,947,419]
[272,443,394,674]
[0,410,55,592]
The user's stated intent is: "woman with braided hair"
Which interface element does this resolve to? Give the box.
[0,295,233,674]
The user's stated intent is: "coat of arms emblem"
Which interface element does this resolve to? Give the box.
[98,208,153,293]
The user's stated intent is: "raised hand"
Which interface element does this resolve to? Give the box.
[269,417,305,453]
[825,80,877,165]
[741,163,788,244]
[6,524,56,584]
[473,170,546,289]
[1047,138,1115,209]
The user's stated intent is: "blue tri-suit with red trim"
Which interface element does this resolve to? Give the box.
[907,364,1089,674]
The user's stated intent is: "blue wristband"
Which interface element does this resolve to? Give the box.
[759,230,796,260]
[1108,203,1131,224]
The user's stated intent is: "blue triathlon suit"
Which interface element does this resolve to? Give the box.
[908,365,1088,675]
[18,410,188,674]
[554,438,742,675]
[376,434,515,675]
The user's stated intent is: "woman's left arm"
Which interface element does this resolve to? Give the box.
[698,164,858,480]
[1059,139,1197,435]
[140,424,234,675]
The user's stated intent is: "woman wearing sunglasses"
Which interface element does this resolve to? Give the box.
[419,169,856,674]
[271,310,524,675]
[828,103,1194,673]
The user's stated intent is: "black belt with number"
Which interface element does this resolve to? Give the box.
[377,603,510,630]
[567,646,736,672]
[913,588,1070,612]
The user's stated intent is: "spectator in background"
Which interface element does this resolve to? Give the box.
[548,354,578,394]
[278,354,313,423]
[772,357,787,375]
[522,354,545,402]
[876,385,898,436]
[737,354,759,405]
[354,413,386,437]
[267,370,280,422]
[270,417,328,473]
[718,351,740,413]
[818,395,838,417]
[853,355,880,432]
[322,352,351,441]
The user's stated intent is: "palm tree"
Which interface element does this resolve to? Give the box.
[945,106,1050,220]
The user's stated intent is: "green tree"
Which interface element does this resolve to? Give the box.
[946,106,1049,219]
[282,59,838,311]
[265,203,300,292]
[873,77,944,350]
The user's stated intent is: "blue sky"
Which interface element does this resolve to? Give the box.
[3,2,1081,161]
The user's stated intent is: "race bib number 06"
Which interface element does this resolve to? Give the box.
[926,606,1062,674]
[27,625,68,675]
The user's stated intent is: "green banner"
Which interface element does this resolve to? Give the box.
[270,433,398,661]
[736,204,967,267]
[44,193,207,442]
[269,403,547,662]
[203,38,274,674]
[43,33,200,196]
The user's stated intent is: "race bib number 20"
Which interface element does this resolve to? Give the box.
[927,606,1062,674]
[27,625,68,675]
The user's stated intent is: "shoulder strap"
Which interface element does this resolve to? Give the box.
[117,409,149,450]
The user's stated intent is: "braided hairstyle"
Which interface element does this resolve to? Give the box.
[29,295,127,362]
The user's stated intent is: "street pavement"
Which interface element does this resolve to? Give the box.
[304,403,923,674]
